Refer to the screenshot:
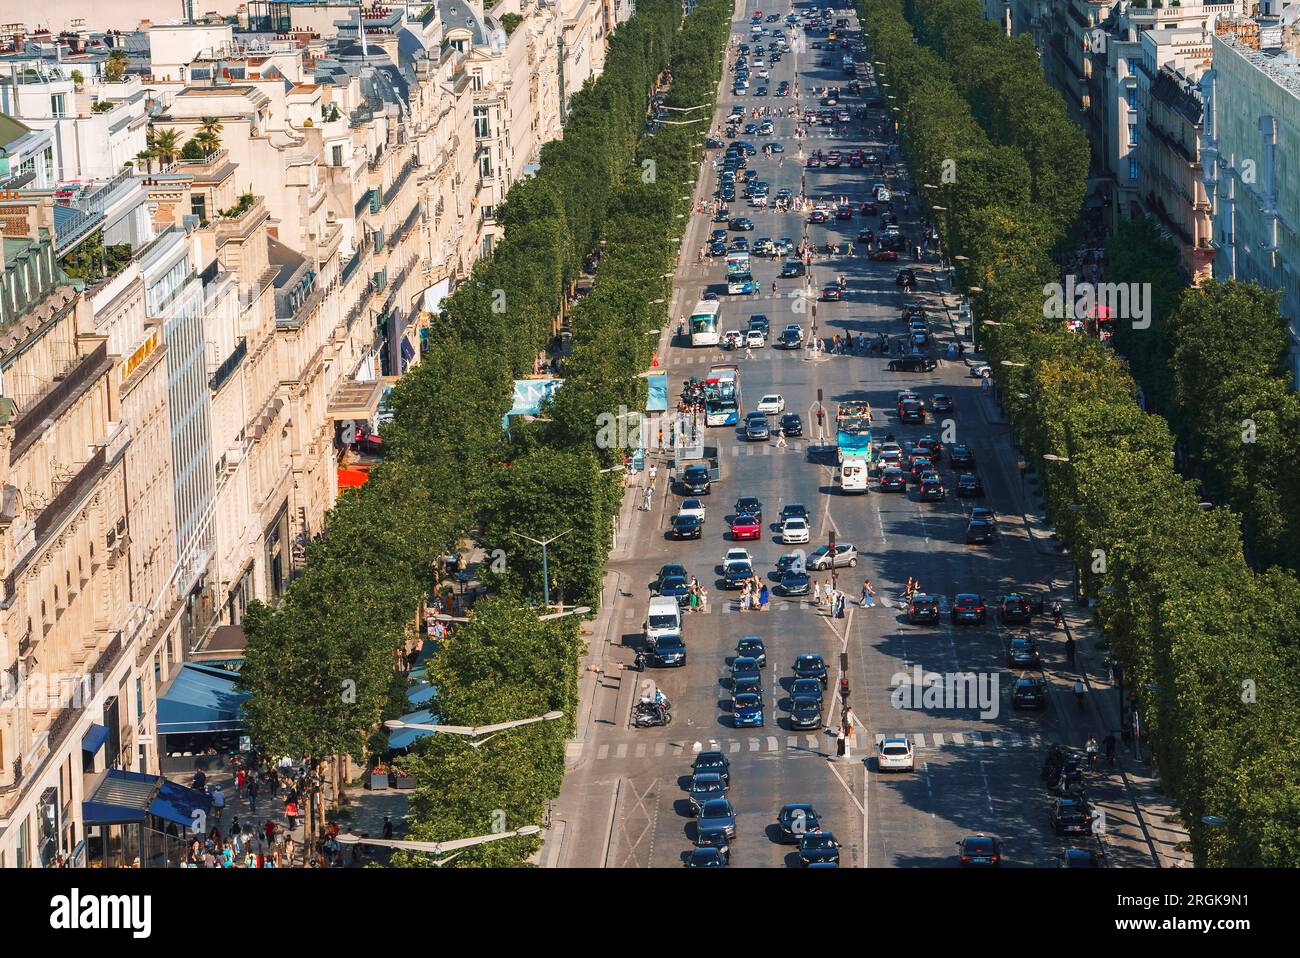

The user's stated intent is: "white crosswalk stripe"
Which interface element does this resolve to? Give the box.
[655,742,666,757]
[615,743,628,759]
[767,736,779,752]
[636,743,646,758]
[729,741,741,753]
[598,744,609,760]
[748,738,760,752]
[787,736,798,749]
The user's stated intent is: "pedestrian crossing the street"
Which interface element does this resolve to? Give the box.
[586,729,1039,763]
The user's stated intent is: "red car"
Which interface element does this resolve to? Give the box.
[836,205,854,220]
[730,513,762,541]
[806,156,822,168]
[869,249,899,261]
[820,284,841,302]
[808,209,828,223]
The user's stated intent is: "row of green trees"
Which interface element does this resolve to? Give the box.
[238,0,732,867]
[1106,219,1300,572]
[862,0,1300,865]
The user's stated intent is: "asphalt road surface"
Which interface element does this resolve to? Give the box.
[548,1,1122,869]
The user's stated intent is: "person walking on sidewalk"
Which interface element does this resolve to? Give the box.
[1104,733,1117,769]
[649,463,657,486]
[1065,634,1076,668]
[1085,736,1100,771]
[211,785,226,828]
[813,581,822,607]
[860,578,875,608]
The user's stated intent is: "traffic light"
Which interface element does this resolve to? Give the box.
[828,530,836,551]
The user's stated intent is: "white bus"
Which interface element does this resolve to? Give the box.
[689,300,721,347]
[837,457,869,493]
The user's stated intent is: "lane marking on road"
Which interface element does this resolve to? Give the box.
[636,743,646,758]
[978,759,994,813]
[748,738,760,752]
[615,743,628,759]
[598,744,609,760]
[787,735,798,749]
[729,741,741,753]
[655,742,666,757]
[951,732,965,745]
[923,762,935,820]
[932,732,944,746]
[767,736,780,752]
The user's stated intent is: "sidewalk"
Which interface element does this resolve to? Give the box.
[1020,487,1192,868]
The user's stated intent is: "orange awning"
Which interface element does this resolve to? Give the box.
[338,467,370,489]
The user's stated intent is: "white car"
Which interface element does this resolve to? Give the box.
[877,736,915,772]
[756,393,786,415]
[781,517,810,544]
[679,498,707,521]
[970,363,992,379]
[723,547,752,566]
[876,441,903,459]
[745,329,766,348]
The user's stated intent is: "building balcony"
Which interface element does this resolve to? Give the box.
[175,148,237,186]
[209,337,248,393]
[10,341,111,460]
[215,195,268,245]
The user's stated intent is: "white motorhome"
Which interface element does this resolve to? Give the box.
[837,458,869,493]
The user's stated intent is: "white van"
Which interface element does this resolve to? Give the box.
[838,458,869,494]
[645,596,683,644]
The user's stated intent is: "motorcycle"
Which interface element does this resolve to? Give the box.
[632,701,672,728]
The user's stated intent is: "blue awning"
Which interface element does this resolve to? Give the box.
[502,377,564,431]
[82,769,211,829]
[81,723,109,755]
[406,682,436,706]
[156,663,248,735]
[387,708,440,751]
[646,374,669,413]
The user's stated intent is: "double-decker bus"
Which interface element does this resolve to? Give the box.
[704,363,740,426]
[689,300,721,347]
[726,252,755,295]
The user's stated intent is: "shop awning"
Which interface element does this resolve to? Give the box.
[646,373,669,413]
[156,663,248,735]
[503,377,564,431]
[387,708,440,751]
[81,723,109,755]
[406,682,436,706]
[327,377,385,423]
[82,769,211,828]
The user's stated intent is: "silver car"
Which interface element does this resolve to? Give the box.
[807,543,858,570]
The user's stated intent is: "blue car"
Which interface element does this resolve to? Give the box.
[733,692,764,727]
[698,798,737,838]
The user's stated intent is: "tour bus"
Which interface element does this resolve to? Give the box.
[837,457,869,493]
[726,251,755,295]
[689,300,722,347]
[704,363,741,426]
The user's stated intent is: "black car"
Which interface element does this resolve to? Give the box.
[734,496,763,524]
[776,328,802,350]
[789,696,822,730]
[951,593,987,625]
[1000,593,1035,624]
[655,564,687,592]
[705,136,726,149]
[956,834,1002,867]
[684,847,728,867]
[966,517,995,544]
[929,393,954,413]
[777,804,821,843]
[692,750,731,785]
[706,240,727,257]
[736,636,767,667]
[723,561,755,589]
[775,553,805,575]
[732,674,762,699]
[956,473,984,497]
[880,468,907,492]
[670,513,704,540]
[799,831,842,866]
[888,355,937,373]
[780,260,806,277]
[1052,798,1093,836]
[697,798,737,839]
[649,632,686,667]
[919,475,946,502]
[779,502,810,523]
[1007,635,1042,668]
[950,444,976,469]
[657,575,691,605]
[781,569,811,596]
[907,594,941,625]
[793,654,829,689]
[688,772,726,814]
[679,463,711,496]
[1011,676,1047,710]
[898,399,926,423]
[1058,848,1103,868]
[731,656,761,687]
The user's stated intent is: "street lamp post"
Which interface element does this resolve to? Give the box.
[510,529,572,607]
[337,824,542,867]
[384,710,565,750]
